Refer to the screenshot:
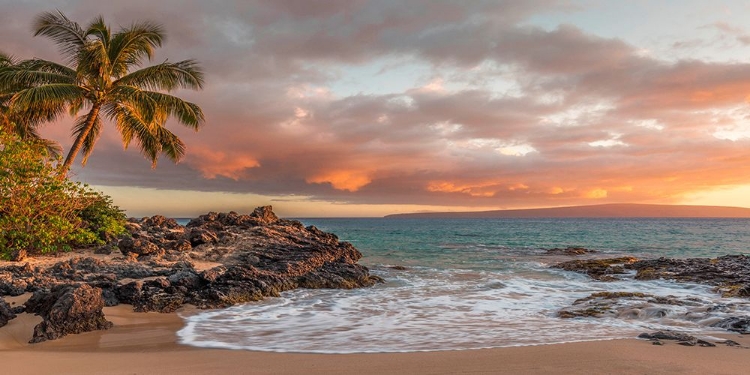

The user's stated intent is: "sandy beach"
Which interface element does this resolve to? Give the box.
[0,303,747,375]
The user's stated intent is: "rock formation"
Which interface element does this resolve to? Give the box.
[551,257,638,281]
[0,206,381,342]
[26,284,113,343]
[553,254,750,341]
[630,255,750,297]
[710,316,750,334]
[637,331,717,347]
[552,255,750,293]
[545,246,597,256]
[556,291,689,319]
[0,297,16,327]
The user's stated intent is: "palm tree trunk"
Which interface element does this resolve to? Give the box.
[62,103,102,173]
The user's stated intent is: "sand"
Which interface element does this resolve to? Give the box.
[0,305,748,375]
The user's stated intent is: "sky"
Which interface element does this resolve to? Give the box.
[3,0,750,217]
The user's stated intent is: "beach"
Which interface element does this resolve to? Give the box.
[0,304,748,375]
[2,216,750,374]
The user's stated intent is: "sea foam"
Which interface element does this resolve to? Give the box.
[178,264,748,353]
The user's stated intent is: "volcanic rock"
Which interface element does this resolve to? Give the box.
[552,257,638,281]
[25,284,113,343]
[710,316,750,334]
[188,228,218,246]
[118,237,161,257]
[0,271,29,296]
[0,297,16,327]
[628,255,750,297]
[553,255,750,293]
[557,291,692,319]
[638,331,716,347]
[545,247,597,256]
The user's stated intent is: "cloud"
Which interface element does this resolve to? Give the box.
[186,147,260,180]
[2,0,750,213]
[708,21,750,45]
[307,170,373,192]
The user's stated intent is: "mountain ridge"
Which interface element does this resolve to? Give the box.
[384,203,750,219]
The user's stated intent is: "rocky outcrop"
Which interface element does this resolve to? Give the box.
[0,206,381,341]
[553,255,750,338]
[557,291,695,319]
[637,331,717,347]
[545,247,597,256]
[551,257,638,281]
[106,206,381,311]
[25,284,113,343]
[629,255,750,297]
[710,316,750,334]
[0,297,16,327]
[552,255,750,293]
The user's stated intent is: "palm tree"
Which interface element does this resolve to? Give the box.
[0,11,204,171]
[0,52,63,156]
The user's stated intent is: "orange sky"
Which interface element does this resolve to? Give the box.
[3,1,750,217]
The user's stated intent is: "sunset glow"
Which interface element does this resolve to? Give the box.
[4,0,750,217]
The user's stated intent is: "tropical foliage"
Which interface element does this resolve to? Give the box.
[0,130,127,259]
[0,11,205,171]
[0,52,63,156]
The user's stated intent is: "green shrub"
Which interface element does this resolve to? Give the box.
[76,190,127,243]
[0,130,126,259]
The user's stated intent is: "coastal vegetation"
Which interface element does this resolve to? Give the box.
[0,130,126,259]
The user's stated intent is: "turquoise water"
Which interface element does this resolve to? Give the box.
[178,218,750,353]
[305,218,750,268]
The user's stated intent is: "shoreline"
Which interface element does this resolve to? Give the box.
[1,210,748,374]
[1,305,749,375]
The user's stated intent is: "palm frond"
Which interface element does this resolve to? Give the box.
[107,85,158,123]
[112,102,186,167]
[155,125,185,163]
[113,103,160,165]
[109,22,164,77]
[68,96,86,117]
[0,65,74,89]
[85,16,111,49]
[114,60,204,90]
[10,84,83,112]
[39,138,64,158]
[33,10,87,63]
[13,123,63,157]
[112,102,150,150]
[11,104,67,127]
[142,91,204,129]
[77,39,111,82]
[0,51,18,67]
[18,58,77,76]
[3,90,64,127]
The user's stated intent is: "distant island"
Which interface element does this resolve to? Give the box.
[385,203,750,219]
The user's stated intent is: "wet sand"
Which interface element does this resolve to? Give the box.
[1,304,748,375]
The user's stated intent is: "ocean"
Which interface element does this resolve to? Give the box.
[176,218,750,353]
